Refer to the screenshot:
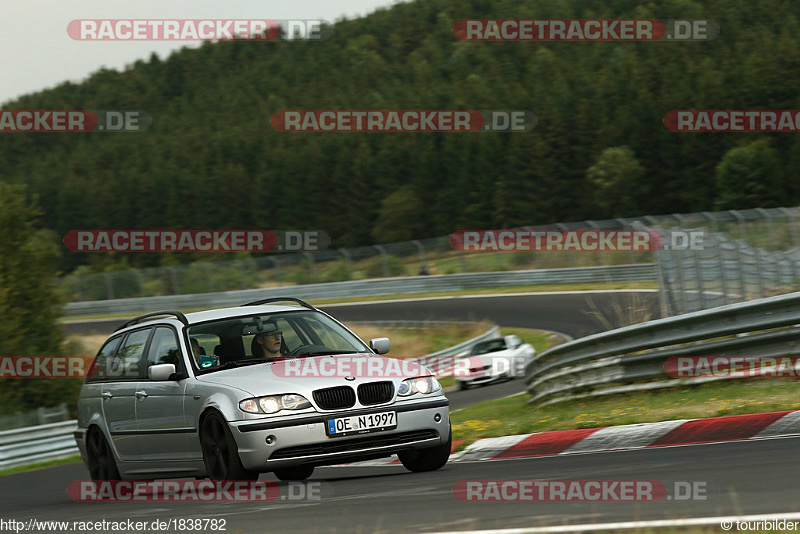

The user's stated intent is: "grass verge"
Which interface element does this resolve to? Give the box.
[451,378,800,450]
[0,455,82,477]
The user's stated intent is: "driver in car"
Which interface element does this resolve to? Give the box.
[253,320,283,360]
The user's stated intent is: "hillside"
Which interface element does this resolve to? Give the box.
[2,0,799,272]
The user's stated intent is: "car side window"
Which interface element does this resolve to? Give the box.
[108,328,151,380]
[87,335,122,382]
[146,327,182,375]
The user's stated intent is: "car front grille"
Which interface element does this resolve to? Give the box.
[269,430,439,460]
[357,381,394,405]
[313,386,356,410]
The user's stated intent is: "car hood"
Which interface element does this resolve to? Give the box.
[194,354,432,396]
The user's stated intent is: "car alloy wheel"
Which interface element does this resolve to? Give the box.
[87,428,121,481]
[200,412,258,480]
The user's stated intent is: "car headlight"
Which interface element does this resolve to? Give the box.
[239,394,312,414]
[397,376,441,396]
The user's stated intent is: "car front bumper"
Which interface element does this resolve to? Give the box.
[230,397,450,470]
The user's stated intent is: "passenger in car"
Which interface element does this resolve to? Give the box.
[191,337,219,368]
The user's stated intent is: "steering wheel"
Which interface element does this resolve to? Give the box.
[290,344,330,357]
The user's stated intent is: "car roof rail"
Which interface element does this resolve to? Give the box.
[115,311,189,332]
[241,297,316,310]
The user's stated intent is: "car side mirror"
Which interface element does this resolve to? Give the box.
[148,363,177,381]
[369,337,390,354]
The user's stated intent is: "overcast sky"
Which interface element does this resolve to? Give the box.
[0,0,404,105]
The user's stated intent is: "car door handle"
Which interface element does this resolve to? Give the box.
[101,392,112,399]
[135,390,148,399]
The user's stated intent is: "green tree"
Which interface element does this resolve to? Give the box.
[371,185,424,243]
[586,146,645,218]
[0,182,69,411]
[715,140,783,210]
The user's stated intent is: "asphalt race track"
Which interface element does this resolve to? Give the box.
[63,291,662,339]
[4,438,799,532]
[16,291,797,531]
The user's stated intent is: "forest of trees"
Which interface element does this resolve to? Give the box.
[2,0,799,275]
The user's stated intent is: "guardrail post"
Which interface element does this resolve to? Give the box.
[556,223,573,266]
[269,257,281,284]
[675,240,690,313]
[701,211,718,233]
[587,220,601,266]
[714,234,730,305]
[411,240,427,274]
[103,273,114,300]
[73,275,83,301]
[339,249,353,280]
[615,218,634,264]
[234,260,248,288]
[755,207,775,250]
[523,226,538,268]
[374,245,389,277]
[779,207,799,251]
[167,267,180,294]
[202,262,215,292]
[730,210,748,243]
[734,241,749,300]
[304,252,316,282]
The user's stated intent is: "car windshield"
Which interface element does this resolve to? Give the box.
[186,310,370,372]
[469,339,507,356]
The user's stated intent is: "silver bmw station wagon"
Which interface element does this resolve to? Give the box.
[74,298,451,481]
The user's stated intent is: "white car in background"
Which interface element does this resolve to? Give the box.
[454,335,535,390]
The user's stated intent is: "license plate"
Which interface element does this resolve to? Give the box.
[326,411,396,438]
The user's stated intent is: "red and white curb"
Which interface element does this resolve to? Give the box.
[337,410,800,467]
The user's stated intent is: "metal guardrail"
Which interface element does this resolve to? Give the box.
[524,291,800,405]
[63,264,656,318]
[0,421,79,469]
[0,404,70,431]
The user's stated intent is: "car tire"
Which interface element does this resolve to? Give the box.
[398,425,452,473]
[273,465,315,481]
[200,412,259,481]
[86,427,122,481]
[458,381,469,391]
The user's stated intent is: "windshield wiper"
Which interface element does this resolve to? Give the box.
[221,358,270,369]
[299,349,361,356]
